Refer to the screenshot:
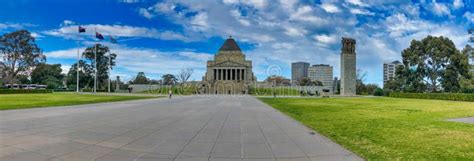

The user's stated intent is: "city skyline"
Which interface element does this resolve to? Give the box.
[1,0,473,86]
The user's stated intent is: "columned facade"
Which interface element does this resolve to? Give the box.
[202,37,254,94]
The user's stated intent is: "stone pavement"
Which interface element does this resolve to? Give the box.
[447,117,474,124]
[0,95,363,161]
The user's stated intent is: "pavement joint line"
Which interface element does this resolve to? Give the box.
[96,101,209,161]
[50,98,199,161]
[206,104,234,161]
[167,102,228,161]
[261,104,312,160]
[255,104,278,161]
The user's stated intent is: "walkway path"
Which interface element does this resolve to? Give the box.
[0,95,362,161]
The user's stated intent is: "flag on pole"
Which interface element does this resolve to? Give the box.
[95,32,104,40]
[78,26,86,33]
[109,35,117,44]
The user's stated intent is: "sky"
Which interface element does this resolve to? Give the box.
[1,0,473,86]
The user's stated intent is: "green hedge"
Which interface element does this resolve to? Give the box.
[0,89,53,94]
[81,89,115,92]
[389,92,474,102]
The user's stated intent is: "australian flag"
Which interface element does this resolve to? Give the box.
[78,26,86,33]
[95,32,104,40]
[109,35,117,44]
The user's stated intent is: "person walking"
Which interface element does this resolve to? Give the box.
[168,89,173,99]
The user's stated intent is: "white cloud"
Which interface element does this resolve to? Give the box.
[60,20,75,27]
[223,0,267,9]
[118,0,140,3]
[290,6,327,23]
[190,12,209,31]
[349,8,375,16]
[384,13,432,37]
[0,22,35,30]
[231,10,251,26]
[453,0,463,9]
[139,8,155,19]
[313,34,338,44]
[431,2,450,16]
[43,24,192,42]
[346,0,369,7]
[320,3,340,13]
[283,26,306,37]
[464,12,474,23]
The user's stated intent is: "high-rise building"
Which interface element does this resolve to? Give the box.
[308,64,333,89]
[291,62,309,84]
[383,60,402,86]
[340,37,356,96]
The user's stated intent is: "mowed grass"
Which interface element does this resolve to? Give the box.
[0,93,158,110]
[259,97,474,160]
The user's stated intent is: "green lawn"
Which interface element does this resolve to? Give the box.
[259,97,474,160]
[0,93,158,110]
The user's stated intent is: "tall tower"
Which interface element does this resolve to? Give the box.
[340,37,356,96]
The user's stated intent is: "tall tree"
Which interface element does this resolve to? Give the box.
[162,74,177,85]
[66,60,94,89]
[400,36,469,92]
[82,44,116,89]
[0,30,45,84]
[133,72,150,84]
[31,63,64,86]
[356,69,367,94]
[177,68,193,85]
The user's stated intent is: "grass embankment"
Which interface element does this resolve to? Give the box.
[0,93,158,110]
[259,97,474,160]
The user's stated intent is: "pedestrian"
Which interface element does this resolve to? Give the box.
[168,89,173,99]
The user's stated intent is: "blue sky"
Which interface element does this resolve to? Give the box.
[1,0,473,86]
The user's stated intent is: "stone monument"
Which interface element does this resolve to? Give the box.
[201,36,254,94]
[340,37,356,96]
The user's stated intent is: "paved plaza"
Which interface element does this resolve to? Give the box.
[0,96,362,161]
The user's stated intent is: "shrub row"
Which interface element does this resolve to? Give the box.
[0,89,53,94]
[81,89,115,92]
[389,92,474,102]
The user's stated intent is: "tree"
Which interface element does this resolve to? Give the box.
[82,44,116,89]
[373,88,384,96]
[299,77,311,86]
[66,60,94,89]
[366,83,379,95]
[0,30,45,84]
[162,74,177,85]
[177,68,193,85]
[31,63,64,88]
[399,36,469,92]
[265,75,290,86]
[356,69,367,94]
[459,45,474,93]
[133,72,150,84]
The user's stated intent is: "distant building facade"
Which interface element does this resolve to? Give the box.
[202,37,254,94]
[308,64,333,90]
[291,62,309,84]
[340,37,356,96]
[383,60,402,86]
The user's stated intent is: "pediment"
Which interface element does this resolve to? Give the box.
[212,61,246,67]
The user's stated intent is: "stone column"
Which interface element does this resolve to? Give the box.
[224,69,227,80]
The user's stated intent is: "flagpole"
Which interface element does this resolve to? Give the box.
[76,34,80,93]
[108,50,111,93]
[94,29,97,94]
